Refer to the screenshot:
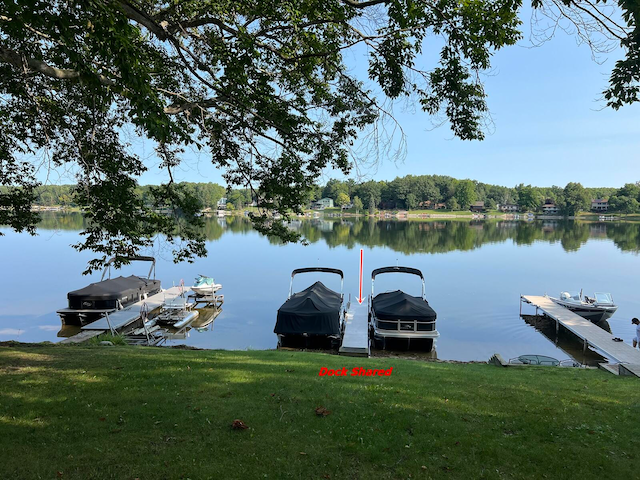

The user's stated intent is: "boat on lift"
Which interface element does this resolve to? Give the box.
[57,256,161,326]
[547,291,618,323]
[156,284,199,329]
[192,275,222,296]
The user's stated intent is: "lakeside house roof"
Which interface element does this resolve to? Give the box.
[592,199,608,203]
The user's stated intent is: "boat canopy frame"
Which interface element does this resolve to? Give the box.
[371,266,426,302]
[101,256,156,281]
[289,267,344,299]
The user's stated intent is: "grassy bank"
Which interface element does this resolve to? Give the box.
[0,345,637,479]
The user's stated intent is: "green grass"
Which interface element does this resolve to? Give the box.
[86,333,128,346]
[0,345,637,479]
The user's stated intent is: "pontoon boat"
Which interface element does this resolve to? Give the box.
[274,268,346,347]
[369,266,438,350]
[57,256,161,325]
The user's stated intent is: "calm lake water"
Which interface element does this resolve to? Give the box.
[1,214,640,363]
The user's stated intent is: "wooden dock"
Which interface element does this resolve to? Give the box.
[339,299,370,357]
[81,286,191,332]
[521,295,640,376]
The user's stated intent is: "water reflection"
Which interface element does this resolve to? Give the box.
[3,213,640,361]
[36,213,640,255]
[521,314,607,366]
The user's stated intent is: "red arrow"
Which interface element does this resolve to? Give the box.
[357,249,364,304]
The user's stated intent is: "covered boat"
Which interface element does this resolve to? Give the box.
[548,291,618,324]
[275,268,345,346]
[369,266,438,350]
[57,256,160,325]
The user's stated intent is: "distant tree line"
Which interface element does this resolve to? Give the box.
[24,182,253,210]
[18,177,640,216]
[30,212,640,255]
[311,176,634,215]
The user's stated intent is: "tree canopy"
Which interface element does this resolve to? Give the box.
[1,0,638,271]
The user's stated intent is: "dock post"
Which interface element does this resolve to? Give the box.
[519,296,522,316]
[583,338,587,353]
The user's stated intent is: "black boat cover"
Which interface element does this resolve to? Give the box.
[372,290,437,321]
[275,281,342,336]
[67,275,161,309]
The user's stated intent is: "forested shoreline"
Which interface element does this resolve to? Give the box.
[18,175,640,215]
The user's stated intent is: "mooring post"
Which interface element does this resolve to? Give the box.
[519,296,522,316]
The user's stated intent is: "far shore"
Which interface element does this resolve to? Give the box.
[30,204,640,221]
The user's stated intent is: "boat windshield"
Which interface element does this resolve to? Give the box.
[560,291,582,303]
[594,292,613,305]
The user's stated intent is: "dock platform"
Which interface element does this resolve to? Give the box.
[81,286,191,332]
[521,295,640,375]
[339,299,370,357]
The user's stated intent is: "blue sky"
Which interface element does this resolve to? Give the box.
[127,10,639,189]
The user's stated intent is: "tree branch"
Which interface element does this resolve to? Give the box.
[0,46,116,85]
[341,0,388,8]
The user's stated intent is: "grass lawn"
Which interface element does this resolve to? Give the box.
[0,344,637,479]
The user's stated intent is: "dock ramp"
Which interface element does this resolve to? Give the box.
[339,299,370,357]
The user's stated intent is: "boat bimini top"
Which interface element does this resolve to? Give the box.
[101,255,156,281]
[288,267,344,300]
[275,267,345,337]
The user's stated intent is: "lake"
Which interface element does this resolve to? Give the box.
[1,214,639,364]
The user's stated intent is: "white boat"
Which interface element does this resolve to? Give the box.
[156,283,199,328]
[192,275,222,296]
[548,291,618,323]
[156,307,199,328]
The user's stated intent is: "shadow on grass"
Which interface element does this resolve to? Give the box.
[0,344,637,480]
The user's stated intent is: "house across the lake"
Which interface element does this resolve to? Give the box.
[311,197,334,210]
[417,200,447,210]
[542,200,559,215]
[470,201,485,212]
[498,203,519,212]
[591,199,608,212]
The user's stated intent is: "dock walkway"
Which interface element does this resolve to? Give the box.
[521,295,640,376]
[81,286,191,332]
[339,299,370,357]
